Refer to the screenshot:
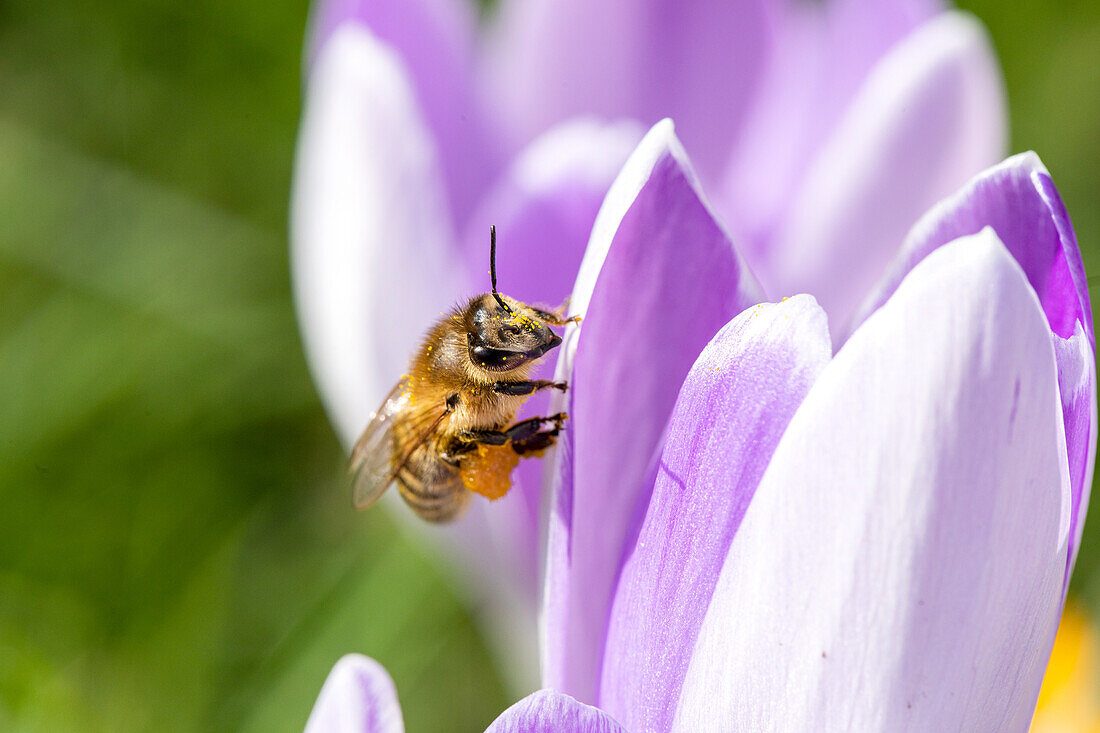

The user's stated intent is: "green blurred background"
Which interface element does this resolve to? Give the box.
[0,1,1096,731]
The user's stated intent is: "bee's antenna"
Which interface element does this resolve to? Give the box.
[490,225,513,314]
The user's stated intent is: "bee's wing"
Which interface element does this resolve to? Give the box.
[350,378,452,510]
[350,378,412,510]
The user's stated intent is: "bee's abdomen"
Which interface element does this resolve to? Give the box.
[396,455,470,522]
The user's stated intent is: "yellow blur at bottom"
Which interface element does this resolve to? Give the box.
[1032,603,1100,733]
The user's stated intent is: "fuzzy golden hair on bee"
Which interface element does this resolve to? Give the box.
[349,225,578,522]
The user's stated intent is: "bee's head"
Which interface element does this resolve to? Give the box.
[464,295,562,372]
[464,226,563,373]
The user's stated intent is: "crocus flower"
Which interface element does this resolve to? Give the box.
[303,119,1094,730]
[291,0,1010,688]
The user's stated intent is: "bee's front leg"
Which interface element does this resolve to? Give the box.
[492,379,568,396]
[532,306,581,326]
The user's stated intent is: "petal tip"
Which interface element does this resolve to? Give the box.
[512,117,646,195]
[306,654,404,733]
[570,119,697,319]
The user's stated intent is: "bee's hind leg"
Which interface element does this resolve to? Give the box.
[458,413,567,456]
[501,413,566,442]
[511,429,559,456]
[504,413,567,456]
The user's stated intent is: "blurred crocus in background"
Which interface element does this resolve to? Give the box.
[291,0,1096,728]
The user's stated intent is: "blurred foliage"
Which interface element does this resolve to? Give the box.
[0,1,507,731]
[0,0,1097,731]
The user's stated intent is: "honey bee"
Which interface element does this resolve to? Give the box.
[350,226,577,522]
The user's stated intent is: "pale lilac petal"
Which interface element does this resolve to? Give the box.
[756,11,1005,328]
[308,0,498,223]
[1054,323,1097,581]
[291,28,539,693]
[542,121,765,703]
[306,655,404,733]
[291,25,466,448]
[674,230,1068,731]
[724,0,940,259]
[848,154,1096,575]
[483,0,771,181]
[600,294,831,732]
[485,690,626,733]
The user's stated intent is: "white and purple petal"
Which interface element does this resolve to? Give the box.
[599,294,831,732]
[485,690,626,733]
[674,230,1068,731]
[306,654,405,733]
[542,120,765,703]
[849,153,1096,577]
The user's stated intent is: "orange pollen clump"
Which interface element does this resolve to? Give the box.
[460,443,520,501]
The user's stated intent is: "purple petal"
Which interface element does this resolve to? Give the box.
[673,231,1068,731]
[306,655,404,733]
[483,0,771,182]
[599,294,831,732]
[1054,323,1097,583]
[747,11,1005,328]
[292,25,466,447]
[485,690,626,733]
[542,121,765,703]
[308,0,498,224]
[724,0,941,262]
[848,153,1096,574]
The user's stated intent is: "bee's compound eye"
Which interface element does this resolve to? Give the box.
[470,345,529,372]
